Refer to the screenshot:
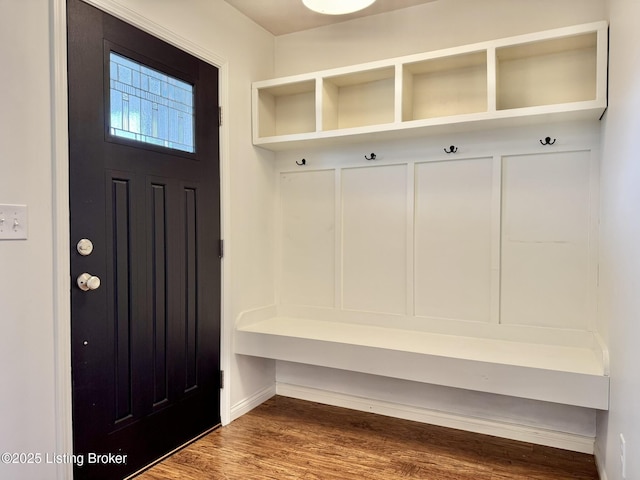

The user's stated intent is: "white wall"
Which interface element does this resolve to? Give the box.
[0,2,57,479]
[596,0,640,478]
[0,0,276,478]
[274,0,606,76]
[267,0,609,453]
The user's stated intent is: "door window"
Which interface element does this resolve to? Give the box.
[109,52,195,153]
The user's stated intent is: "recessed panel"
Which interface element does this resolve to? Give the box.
[280,170,336,307]
[111,178,132,421]
[150,184,168,405]
[501,151,592,329]
[184,188,198,390]
[342,165,407,314]
[414,158,493,322]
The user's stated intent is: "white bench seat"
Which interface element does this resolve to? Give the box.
[235,317,609,410]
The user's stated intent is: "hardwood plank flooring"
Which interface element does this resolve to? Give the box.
[136,396,599,480]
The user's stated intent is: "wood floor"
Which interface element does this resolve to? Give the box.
[136,396,599,480]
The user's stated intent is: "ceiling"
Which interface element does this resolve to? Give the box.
[224,0,438,36]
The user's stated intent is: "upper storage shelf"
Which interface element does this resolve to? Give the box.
[252,22,608,151]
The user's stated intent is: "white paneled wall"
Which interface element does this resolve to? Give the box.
[501,151,594,329]
[241,124,607,453]
[414,158,494,322]
[275,135,598,336]
[342,165,408,314]
[280,170,335,307]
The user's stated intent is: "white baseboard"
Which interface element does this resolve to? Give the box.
[594,444,609,480]
[230,384,276,422]
[276,383,595,455]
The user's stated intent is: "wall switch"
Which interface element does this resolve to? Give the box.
[620,434,627,479]
[0,204,28,240]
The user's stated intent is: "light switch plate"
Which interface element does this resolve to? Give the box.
[0,204,28,240]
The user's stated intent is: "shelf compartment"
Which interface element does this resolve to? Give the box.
[322,67,395,131]
[252,22,607,151]
[403,51,488,121]
[496,32,598,111]
[256,80,316,138]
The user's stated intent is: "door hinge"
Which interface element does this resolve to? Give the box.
[220,370,224,389]
[218,106,222,127]
[218,239,224,259]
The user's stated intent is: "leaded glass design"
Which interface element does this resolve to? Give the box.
[109,52,195,153]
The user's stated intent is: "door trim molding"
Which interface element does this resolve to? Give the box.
[51,1,73,478]
[52,1,232,477]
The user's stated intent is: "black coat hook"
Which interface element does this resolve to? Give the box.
[365,153,376,160]
[444,145,458,154]
[296,159,306,166]
[540,137,556,145]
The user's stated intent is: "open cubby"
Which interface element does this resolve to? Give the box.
[322,67,395,130]
[256,79,316,138]
[496,32,598,110]
[252,22,607,149]
[403,51,488,121]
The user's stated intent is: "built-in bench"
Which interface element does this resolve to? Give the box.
[235,309,609,410]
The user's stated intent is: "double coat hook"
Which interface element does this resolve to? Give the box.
[444,145,458,154]
[540,137,556,145]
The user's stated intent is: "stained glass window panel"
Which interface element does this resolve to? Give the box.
[109,52,195,153]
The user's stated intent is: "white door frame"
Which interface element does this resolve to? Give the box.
[51,1,232,478]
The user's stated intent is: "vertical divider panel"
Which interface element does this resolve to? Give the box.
[595,26,609,110]
[275,171,284,307]
[395,63,405,124]
[314,77,322,133]
[321,78,338,131]
[586,149,600,333]
[335,168,343,309]
[406,162,416,316]
[251,85,260,143]
[486,47,497,113]
[491,156,502,324]
[401,66,413,122]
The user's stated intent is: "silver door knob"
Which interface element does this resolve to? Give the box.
[77,273,101,291]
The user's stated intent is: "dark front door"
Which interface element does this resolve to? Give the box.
[67,0,221,478]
